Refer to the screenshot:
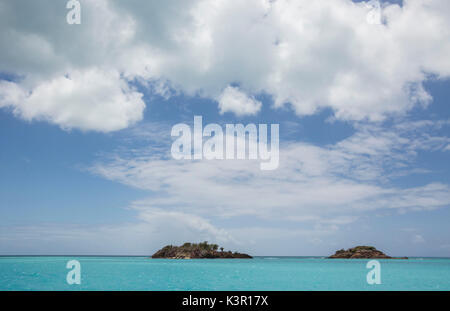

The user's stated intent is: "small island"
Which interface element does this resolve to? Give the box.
[151,242,253,259]
[329,246,408,259]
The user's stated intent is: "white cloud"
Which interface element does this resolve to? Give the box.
[218,86,262,116]
[1,0,450,128]
[91,119,450,224]
[0,69,145,132]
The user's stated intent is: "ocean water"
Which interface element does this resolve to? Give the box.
[0,256,449,291]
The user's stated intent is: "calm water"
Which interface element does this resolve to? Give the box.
[0,256,449,291]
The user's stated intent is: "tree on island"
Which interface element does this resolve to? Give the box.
[151,242,252,259]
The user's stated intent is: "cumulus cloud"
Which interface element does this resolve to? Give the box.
[218,86,262,116]
[0,69,145,132]
[1,0,450,129]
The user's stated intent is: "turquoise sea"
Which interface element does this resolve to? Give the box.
[0,256,449,291]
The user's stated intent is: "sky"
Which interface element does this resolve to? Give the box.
[0,0,449,256]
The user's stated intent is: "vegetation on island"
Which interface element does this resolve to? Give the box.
[329,246,408,259]
[151,242,253,259]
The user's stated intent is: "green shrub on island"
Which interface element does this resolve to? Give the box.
[329,245,407,259]
[151,242,252,259]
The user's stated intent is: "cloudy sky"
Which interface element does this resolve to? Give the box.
[0,0,450,256]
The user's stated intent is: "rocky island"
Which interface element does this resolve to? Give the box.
[151,242,253,259]
[329,246,408,259]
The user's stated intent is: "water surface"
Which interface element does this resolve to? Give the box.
[0,256,449,290]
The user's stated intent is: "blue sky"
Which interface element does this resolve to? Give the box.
[0,0,449,256]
